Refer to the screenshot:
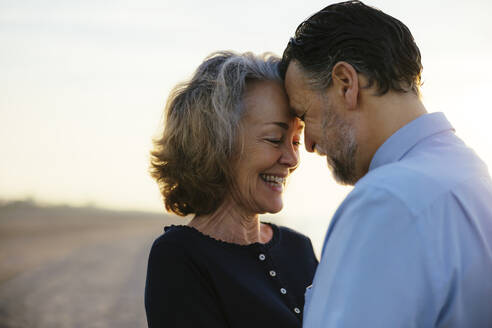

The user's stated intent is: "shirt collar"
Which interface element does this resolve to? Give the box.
[369,112,454,171]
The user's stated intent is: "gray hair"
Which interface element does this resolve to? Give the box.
[150,50,282,216]
[201,50,282,153]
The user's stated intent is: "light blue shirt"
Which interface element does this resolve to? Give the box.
[303,112,492,327]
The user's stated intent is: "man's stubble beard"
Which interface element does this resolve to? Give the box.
[319,101,359,186]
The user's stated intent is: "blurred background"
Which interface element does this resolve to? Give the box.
[1,0,491,326]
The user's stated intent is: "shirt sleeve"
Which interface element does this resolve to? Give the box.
[303,186,439,328]
[145,241,229,328]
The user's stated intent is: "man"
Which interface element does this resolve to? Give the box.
[280,1,492,327]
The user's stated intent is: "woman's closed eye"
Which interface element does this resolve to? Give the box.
[266,138,282,145]
[266,138,302,147]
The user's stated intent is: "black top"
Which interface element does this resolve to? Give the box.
[145,223,318,328]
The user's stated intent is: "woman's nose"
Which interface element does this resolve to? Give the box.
[279,144,300,169]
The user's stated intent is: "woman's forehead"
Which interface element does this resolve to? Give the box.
[242,80,294,123]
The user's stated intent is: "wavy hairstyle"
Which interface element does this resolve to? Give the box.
[150,51,281,216]
[280,0,423,96]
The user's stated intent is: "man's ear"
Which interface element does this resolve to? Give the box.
[331,61,359,110]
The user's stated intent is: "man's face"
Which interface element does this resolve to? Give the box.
[284,61,359,185]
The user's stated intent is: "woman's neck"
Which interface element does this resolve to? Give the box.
[188,200,272,245]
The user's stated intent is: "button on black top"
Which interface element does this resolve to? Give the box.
[145,222,318,328]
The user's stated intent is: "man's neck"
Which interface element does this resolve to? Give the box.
[355,90,427,178]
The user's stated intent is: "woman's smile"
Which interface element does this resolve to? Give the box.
[259,173,286,192]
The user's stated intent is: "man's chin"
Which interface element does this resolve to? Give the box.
[325,156,336,173]
[325,158,342,183]
[327,157,357,186]
[314,145,328,157]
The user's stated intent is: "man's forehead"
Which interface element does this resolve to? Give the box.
[285,61,305,89]
[284,61,309,112]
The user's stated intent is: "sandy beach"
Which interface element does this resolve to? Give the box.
[0,201,183,328]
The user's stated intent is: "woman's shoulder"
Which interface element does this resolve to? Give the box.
[150,224,255,257]
[147,225,214,277]
[149,225,200,259]
[266,222,315,252]
[157,224,194,241]
[268,222,311,242]
[265,222,319,270]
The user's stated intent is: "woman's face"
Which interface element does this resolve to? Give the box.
[231,80,303,215]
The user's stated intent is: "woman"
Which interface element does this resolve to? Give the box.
[145,51,318,328]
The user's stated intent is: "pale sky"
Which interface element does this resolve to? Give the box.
[1,0,491,254]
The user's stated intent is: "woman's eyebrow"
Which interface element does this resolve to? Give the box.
[266,122,289,130]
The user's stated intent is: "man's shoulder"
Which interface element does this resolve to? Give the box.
[358,161,445,201]
[352,148,490,216]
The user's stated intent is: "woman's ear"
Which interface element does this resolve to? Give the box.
[331,61,359,110]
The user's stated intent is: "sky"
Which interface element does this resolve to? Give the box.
[1,0,491,254]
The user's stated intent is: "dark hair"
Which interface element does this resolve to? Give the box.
[280,0,422,95]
